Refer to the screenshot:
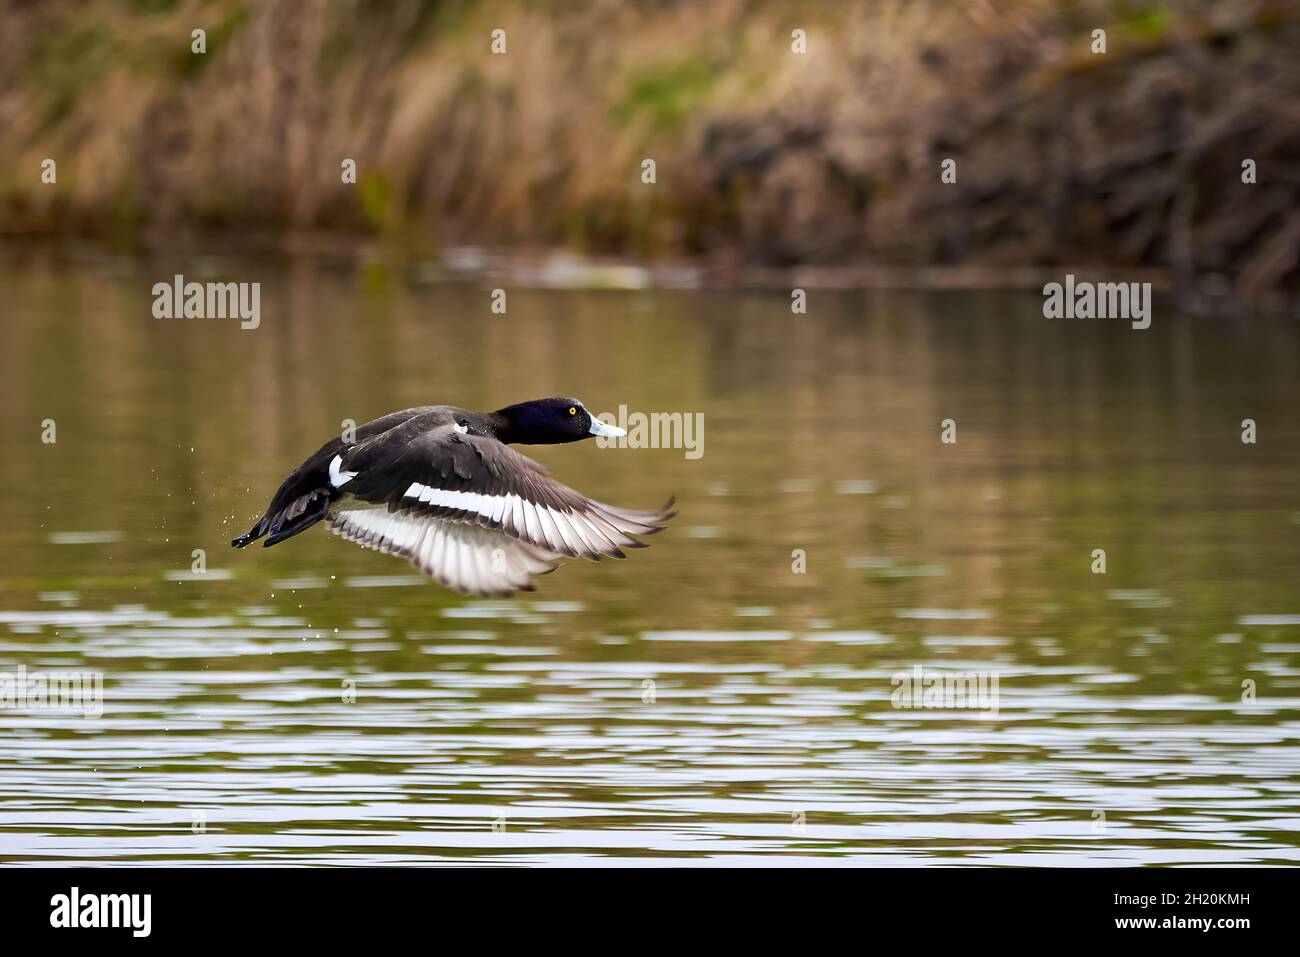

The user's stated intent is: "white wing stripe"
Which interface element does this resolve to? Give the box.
[520,500,541,543]
[405,484,519,520]
[395,480,659,558]
[534,506,562,551]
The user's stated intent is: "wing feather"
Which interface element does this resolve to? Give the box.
[325,501,560,597]
[339,429,674,560]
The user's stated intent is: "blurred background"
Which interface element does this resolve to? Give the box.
[0,1,1298,866]
[2,0,1299,308]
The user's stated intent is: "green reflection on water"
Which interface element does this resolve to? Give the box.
[0,259,1297,865]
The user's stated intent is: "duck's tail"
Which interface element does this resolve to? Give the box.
[232,490,331,548]
[232,441,345,548]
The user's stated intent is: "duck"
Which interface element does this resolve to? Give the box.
[231,397,675,597]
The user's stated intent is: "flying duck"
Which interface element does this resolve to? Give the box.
[231,398,674,597]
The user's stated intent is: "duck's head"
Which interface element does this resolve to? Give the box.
[490,397,627,445]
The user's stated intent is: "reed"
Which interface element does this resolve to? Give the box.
[1,0,1295,305]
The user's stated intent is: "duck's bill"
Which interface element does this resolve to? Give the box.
[589,417,626,438]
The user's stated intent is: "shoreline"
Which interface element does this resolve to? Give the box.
[1,236,1264,317]
[3,2,1296,313]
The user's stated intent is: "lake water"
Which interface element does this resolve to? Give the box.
[1,257,1298,865]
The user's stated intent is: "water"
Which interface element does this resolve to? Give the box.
[2,258,1298,865]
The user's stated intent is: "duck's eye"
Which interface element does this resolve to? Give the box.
[568,407,577,416]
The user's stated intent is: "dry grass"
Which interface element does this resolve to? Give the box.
[1,0,1297,305]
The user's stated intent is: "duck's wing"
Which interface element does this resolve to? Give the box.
[325,505,562,597]
[230,406,443,549]
[330,427,674,569]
